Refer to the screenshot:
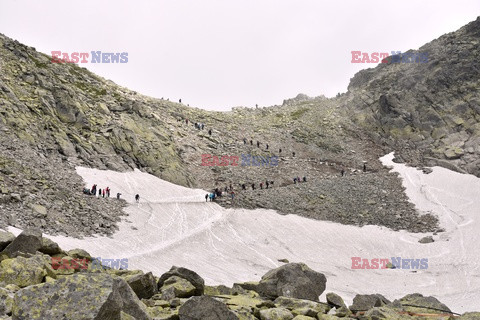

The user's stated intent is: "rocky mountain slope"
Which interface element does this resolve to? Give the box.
[1,17,479,237]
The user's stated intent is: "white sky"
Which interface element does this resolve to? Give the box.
[0,0,478,111]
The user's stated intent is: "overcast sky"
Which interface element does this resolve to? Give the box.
[0,0,478,111]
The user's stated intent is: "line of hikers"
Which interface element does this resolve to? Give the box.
[242,137,295,158]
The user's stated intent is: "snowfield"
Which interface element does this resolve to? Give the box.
[7,152,480,312]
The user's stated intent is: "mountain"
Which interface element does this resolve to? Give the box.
[1,17,479,237]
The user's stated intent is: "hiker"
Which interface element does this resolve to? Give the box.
[91,184,97,195]
[179,98,182,103]
[250,140,253,146]
[257,141,260,148]
[135,194,140,203]
[293,178,297,184]
[242,184,246,190]
[292,151,296,157]
[231,191,235,201]
[208,129,212,135]
[303,176,307,182]
[297,176,301,183]
[209,193,214,201]
[201,123,204,130]
[243,138,247,144]
[363,163,367,172]
[229,184,233,191]
[270,180,274,187]
[205,194,209,202]
[266,180,269,189]
[341,169,345,177]
[256,104,258,108]
[117,193,121,199]
[279,148,282,153]
[266,144,269,150]
[98,188,102,197]
[224,186,228,192]
[106,187,110,197]
[102,189,105,198]
[251,183,255,190]
[195,122,198,129]
[260,182,263,189]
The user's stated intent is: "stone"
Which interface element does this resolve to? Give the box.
[126,271,158,299]
[160,275,196,299]
[0,255,48,288]
[364,307,405,320]
[2,229,42,258]
[12,273,151,319]
[158,266,204,296]
[39,237,63,255]
[256,263,327,301]
[393,293,451,314]
[457,312,480,319]
[349,294,390,312]
[326,292,346,309]
[0,231,15,252]
[259,307,294,320]
[274,296,330,315]
[66,248,92,260]
[178,295,238,320]
[419,236,435,244]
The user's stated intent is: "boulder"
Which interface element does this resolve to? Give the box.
[349,294,390,312]
[0,231,15,252]
[256,263,326,301]
[326,292,347,309]
[292,316,315,320]
[274,296,330,315]
[160,276,196,299]
[364,307,405,320]
[418,236,434,244]
[0,287,14,315]
[12,273,151,319]
[39,237,63,255]
[178,295,238,320]
[0,255,51,288]
[259,307,294,320]
[393,293,451,314]
[126,271,158,299]
[2,229,42,258]
[458,312,480,319]
[66,248,92,260]
[158,266,204,296]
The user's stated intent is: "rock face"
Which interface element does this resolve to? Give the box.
[125,271,157,299]
[178,296,239,320]
[12,273,151,320]
[255,263,327,301]
[157,266,205,296]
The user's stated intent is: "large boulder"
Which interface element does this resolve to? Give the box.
[12,273,151,319]
[349,294,391,312]
[255,263,326,301]
[0,231,15,251]
[39,237,63,255]
[2,229,42,258]
[0,254,54,288]
[160,275,196,299]
[126,271,158,299]
[158,266,204,296]
[326,292,347,309]
[274,296,330,315]
[178,295,238,320]
[391,293,451,314]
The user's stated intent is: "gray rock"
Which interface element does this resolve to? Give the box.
[255,263,326,301]
[12,273,151,319]
[349,294,391,312]
[2,229,42,258]
[178,295,238,320]
[39,237,63,255]
[419,236,435,244]
[326,292,347,309]
[158,266,205,296]
[0,231,15,251]
[259,307,294,320]
[126,271,158,299]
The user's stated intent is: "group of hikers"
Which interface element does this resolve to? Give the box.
[83,184,115,198]
[82,184,142,203]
